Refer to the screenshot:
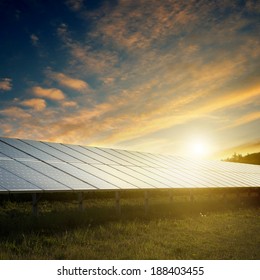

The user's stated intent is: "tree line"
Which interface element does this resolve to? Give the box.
[224,152,260,165]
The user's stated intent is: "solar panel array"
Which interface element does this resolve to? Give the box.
[0,137,259,193]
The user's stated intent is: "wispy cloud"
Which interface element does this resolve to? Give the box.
[30,34,39,46]
[87,0,205,51]
[31,86,65,101]
[1,0,259,158]
[66,0,84,11]
[67,42,118,75]
[0,78,12,91]
[220,111,260,131]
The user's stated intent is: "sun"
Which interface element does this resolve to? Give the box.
[189,138,210,158]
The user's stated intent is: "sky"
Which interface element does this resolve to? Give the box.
[0,0,259,159]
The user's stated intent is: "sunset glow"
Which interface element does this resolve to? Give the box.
[189,139,209,158]
[0,0,259,159]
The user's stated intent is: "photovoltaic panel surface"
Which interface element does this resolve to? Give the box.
[23,161,96,191]
[74,146,120,165]
[50,162,119,190]
[71,162,139,189]
[113,149,161,167]
[102,148,151,167]
[83,147,134,166]
[96,164,154,188]
[21,139,80,162]
[54,144,101,164]
[0,137,259,193]
[0,159,70,191]
[0,164,42,192]
[0,151,10,160]
[0,139,36,161]
[1,138,59,162]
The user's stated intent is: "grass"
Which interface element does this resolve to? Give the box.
[0,191,259,259]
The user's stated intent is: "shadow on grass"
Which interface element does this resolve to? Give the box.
[0,194,259,241]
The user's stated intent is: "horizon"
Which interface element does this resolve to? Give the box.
[0,0,259,160]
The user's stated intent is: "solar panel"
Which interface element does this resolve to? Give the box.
[96,164,154,188]
[21,139,81,162]
[141,166,213,188]
[50,162,119,190]
[84,147,134,166]
[0,159,70,191]
[0,151,11,160]
[112,165,171,188]
[0,138,36,161]
[114,149,161,167]
[105,148,150,166]
[71,163,139,189]
[54,144,101,164]
[75,146,119,165]
[23,161,96,191]
[0,137,259,194]
[1,137,59,162]
[128,150,169,168]
[166,156,260,186]
[146,154,260,187]
[0,164,42,192]
[154,157,233,186]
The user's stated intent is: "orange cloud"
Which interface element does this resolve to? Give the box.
[84,80,260,148]
[20,98,46,111]
[32,86,65,101]
[91,0,199,51]
[0,78,12,91]
[69,43,117,74]
[197,83,260,114]
[47,71,90,92]
[0,107,31,119]
[1,0,259,159]
[220,111,260,131]
[62,101,78,107]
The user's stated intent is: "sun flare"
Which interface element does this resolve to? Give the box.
[189,138,210,158]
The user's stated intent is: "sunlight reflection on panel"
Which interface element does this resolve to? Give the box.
[0,138,259,193]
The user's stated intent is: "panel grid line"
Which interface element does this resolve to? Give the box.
[147,153,255,187]
[63,145,162,189]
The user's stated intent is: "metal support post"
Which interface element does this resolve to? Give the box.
[78,192,84,211]
[115,191,121,216]
[32,193,38,216]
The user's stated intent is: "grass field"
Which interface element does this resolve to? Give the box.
[0,191,259,260]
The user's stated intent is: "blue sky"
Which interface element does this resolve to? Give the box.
[0,0,260,159]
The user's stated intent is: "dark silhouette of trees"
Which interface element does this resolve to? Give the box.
[224,152,260,165]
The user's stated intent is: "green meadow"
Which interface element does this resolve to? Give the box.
[0,191,259,260]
